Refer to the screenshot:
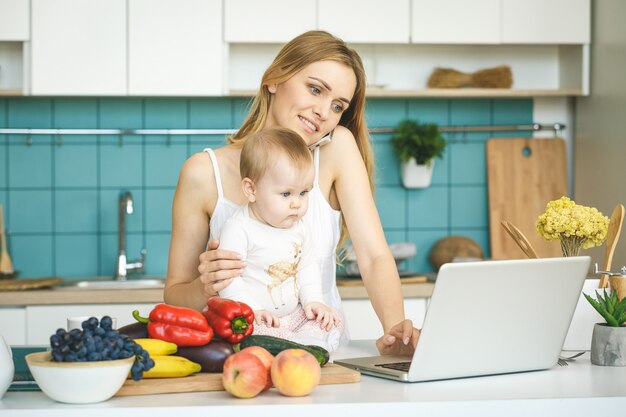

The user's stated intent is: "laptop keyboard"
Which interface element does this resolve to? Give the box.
[375,361,411,372]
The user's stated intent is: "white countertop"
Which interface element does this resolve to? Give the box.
[1,341,625,417]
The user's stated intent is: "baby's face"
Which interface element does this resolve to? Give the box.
[249,155,314,229]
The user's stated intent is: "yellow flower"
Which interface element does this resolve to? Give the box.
[536,196,609,256]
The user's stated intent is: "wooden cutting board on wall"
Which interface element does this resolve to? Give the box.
[487,138,567,259]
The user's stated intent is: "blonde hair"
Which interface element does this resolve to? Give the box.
[240,127,313,183]
[231,30,374,249]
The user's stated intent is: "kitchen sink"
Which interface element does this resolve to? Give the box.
[64,278,165,290]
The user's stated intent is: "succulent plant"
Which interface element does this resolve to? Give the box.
[584,289,626,327]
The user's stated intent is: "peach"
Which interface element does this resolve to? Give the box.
[271,348,321,397]
[239,346,274,391]
[221,351,268,399]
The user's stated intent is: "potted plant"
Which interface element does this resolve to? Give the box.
[584,289,626,366]
[391,119,446,188]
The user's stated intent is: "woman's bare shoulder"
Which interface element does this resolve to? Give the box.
[179,151,212,185]
[322,126,363,164]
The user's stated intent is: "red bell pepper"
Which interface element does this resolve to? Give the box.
[133,304,213,347]
[203,297,254,344]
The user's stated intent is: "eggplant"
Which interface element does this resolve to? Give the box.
[174,340,234,373]
[117,322,149,339]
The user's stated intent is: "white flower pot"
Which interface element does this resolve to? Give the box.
[401,158,435,189]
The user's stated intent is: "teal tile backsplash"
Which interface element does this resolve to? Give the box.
[0,97,533,277]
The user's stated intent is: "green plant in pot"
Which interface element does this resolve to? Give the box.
[391,119,446,188]
[584,289,626,366]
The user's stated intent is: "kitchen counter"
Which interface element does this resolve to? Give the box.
[1,340,624,417]
[0,280,435,306]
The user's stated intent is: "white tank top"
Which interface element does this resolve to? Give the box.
[203,147,349,345]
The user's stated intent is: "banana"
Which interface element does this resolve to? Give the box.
[142,355,202,378]
[134,338,178,356]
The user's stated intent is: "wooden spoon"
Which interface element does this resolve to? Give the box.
[501,220,539,259]
[599,204,625,288]
[0,204,15,275]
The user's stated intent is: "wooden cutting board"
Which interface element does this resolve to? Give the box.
[115,363,360,397]
[487,138,567,259]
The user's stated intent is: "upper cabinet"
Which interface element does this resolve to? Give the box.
[128,0,223,96]
[224,0,316,43]
[0,0,29,40]
[4,0,592,97]
[411,0,500,44]
[411,0,589,44]
[31,0,127,95]
[501,0,590,44]
[318,0,410,43]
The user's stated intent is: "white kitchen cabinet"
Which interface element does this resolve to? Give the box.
[128,0,224,96]
[501,0,590,44]
[25,304,156,345]
[224,0,316,43]
[0,0,29,40]
[411,0,500,44]
[342,298,427,340]
[0,307,26,345]
[318,0,410,43]
[30,0,126,95]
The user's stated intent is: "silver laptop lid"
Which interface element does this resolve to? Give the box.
[407,256,591,381]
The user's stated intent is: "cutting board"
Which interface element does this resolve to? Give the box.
[487,138,567,259]
[115,363,360,397]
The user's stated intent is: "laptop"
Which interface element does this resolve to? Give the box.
[335,256,591,382]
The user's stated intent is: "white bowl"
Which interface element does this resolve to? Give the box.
[26,352,134,404]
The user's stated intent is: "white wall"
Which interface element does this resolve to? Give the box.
[574,0,626,269]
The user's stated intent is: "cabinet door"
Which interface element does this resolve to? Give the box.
[0,0,29,40]
[319,0,410,43]
[31,0,126,95]
[501,0,590,44]
[411,0,500,44]
[0,308,26,345]
[26,304,156,345]
[128,0,223,96]
[224,0,316,43]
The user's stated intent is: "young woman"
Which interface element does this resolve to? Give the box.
[165,30,419,355]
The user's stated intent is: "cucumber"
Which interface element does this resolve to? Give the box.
[239,335,329,366]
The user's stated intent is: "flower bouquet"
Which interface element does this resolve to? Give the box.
[536,196,609,257]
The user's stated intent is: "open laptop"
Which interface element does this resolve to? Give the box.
[335,256,591,382]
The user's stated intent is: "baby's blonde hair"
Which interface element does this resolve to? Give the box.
[240,127,313,183]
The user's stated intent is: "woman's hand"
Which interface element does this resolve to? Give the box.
[376,319,420,355]
[197,240,245,297]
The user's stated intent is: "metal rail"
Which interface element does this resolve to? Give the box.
[0,123,565,144]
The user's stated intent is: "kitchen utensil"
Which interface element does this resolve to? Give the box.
[487,138,567,259]
[599,204,625,288]
[501,221,539,259]
[115,363,360,396]
[0,277,63,291]
[0,204,15,275]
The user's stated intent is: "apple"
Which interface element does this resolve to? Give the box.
[239,346,274,391]
[271,348,321,397]
[221,351,268,399]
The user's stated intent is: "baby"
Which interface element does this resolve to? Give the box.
[217,127,342,350]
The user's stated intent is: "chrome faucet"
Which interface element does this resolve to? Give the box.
[115,191,146,280]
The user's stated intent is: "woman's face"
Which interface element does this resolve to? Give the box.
[265,60,357,146]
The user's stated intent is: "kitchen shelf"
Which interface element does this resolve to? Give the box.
[230,88,583,98]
